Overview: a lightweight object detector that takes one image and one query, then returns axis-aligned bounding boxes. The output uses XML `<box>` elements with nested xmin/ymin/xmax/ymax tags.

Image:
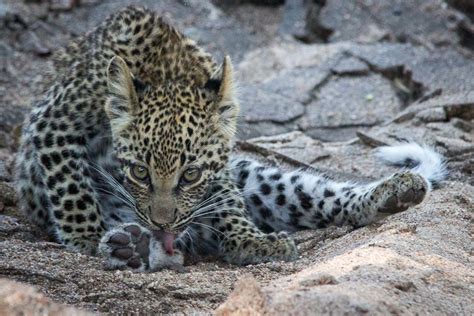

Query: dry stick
<box><xmin>235</xmin><ymin>140</ymin><xmax>316</xmax><ymax>171</ymax></box>
<box><xmin>234</xmin><ymin>140</ymin><xmax>371</xmax><ymax>182</ymax></box>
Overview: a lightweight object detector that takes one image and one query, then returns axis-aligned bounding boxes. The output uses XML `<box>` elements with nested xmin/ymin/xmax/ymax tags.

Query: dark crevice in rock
<box><xmin>246</xmin><ymin>113</ymin><xmax>305</xmax><ymax>126</ymax></box>
<box><xmin>389</xmin><ymin>68</ymin><xmax>425</xmax><ymax>108</ymax></box>
<box><xmin>347</xmin><ymin>55</ymin><xmax>425</xmax><ymax>108</ymax></box>
<box><xmin>457</xmin><ymin>20</ymin><xmax>474</xmax><ymax>51</ymax></box>
<box><xmin>306</xmin><ymin>72</ymin><xmax>335</xmax><ymax>104</ymax></box>
<box><xmin>308</xmin><ymin>51</ymin><xmax>423</xmax><ymax>109</ymax></box>
<box><xmin>306</xmin><ymin>123</ymin><xmax>378</xmax><ymax>129</ymax></box>
<box><xmin>330</xmin><ymin>52</ymin><xmax>370</xmax><ymax>76</ymax></box>
<box><xmin>446</xmin><ymin>0</ymin><xmax>474</xmax><ymax>21</ymax></box>
<box><xmin>295</xmin><ymin>0</ymin><xmax>333</xmax><ymax>43</ymax></box>
<box><xmin>412</xmin><ymin>88</ymin><xmax>442</xmax><ymax>105</ymax></box>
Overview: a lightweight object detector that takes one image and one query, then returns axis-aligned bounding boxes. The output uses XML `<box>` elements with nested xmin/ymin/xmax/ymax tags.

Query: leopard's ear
<box><xmin>207</xmin><ymin>56</ymin><xmax>240</xmax><ymax>139</ymax></box>
<box><xmin>105</xmin><ymin>56</ymin><xmax>138</xmax><ymax>134</ymax></box>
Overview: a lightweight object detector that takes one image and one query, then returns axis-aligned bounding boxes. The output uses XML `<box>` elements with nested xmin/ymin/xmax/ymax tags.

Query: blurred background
<box><xmin>1</xmin><ymin>0</ymin><xmax>473</xmax><ymax>140</ymax></box>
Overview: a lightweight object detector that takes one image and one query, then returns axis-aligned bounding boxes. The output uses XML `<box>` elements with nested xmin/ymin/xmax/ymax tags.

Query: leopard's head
<box><xmin>104</xmin><ymin>56</ymin><xmax>239</xmax><ymax>232</ymax></box>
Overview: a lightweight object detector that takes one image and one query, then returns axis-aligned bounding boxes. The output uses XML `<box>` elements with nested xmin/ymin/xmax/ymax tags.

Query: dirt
<box><xmin>0</xmin><ymin>0</ymin><xmax>473</xmax><ymax>315</ymax></box>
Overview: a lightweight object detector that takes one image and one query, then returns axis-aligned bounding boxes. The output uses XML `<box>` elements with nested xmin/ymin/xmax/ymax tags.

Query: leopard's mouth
<box><xmin>152</xmin><ymin>230</ymin><xmax>177</xmax><ymax>255</ymax></box>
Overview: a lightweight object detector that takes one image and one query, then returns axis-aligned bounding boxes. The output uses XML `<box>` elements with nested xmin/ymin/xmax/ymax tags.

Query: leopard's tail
<box><xmin>375</xmin><ymin>142</ymin><xmax>447</xmax><ymax>190</ymax></box>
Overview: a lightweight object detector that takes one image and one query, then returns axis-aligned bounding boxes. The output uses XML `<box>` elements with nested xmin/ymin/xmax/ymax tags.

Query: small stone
<box><xmin>332</xmin><ymin>56</ymin><xmax>369</xmax><ymax>75</ymax></box>
<box><xmin>0</xmin><ymin>181</ymin><xmax>16</xmax><ymax>206</ymax></box>
<box><xmin>415</xmin><ymin>107</ymin><xmax>447</xmax><ymax>122</ymax></box>
<box><xmin>299</xmin><ymin>273</ymin><xmax>338</xmax><ymax>287</ymax></box>
<box><xmin>49</xmin><ymin>0</ymin><xmax>79</xmax><ymax>11</ymax></box>
<box><xmin>393</xmin><ymin>281</ymin><xmax>416</xmax><ymax>292</ymax></box>
<box><xmin>19</xmin><ymin>31</ymin><xmax>51</xmax><ymax>57</ymax></box>
<box><xmin>0</xmin><ymin>160</ymin><xmax>11</xmax><ymax>182</ymax></box>
<box><xmin>0</xmin><ymin>132</ymin><xmax>9</xmax><ymax>148</ymax></box>
<box><xmin>451</xmin><ymin>118</ymin><xmax>473</xmax><ymax>132</ymax></box>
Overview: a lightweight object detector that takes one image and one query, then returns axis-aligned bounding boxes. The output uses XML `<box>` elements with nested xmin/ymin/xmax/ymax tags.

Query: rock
<box><xmin>434</xmin><ymin>135</ymin><xmax>474</xmax><ymax>156</ymax></box>
<box><xmin>237</xmin><ymin>85</ymin><xmax>304</xmax><ymax>139</ymax></box>
<box><xmin>259</xmin><ymin>66</ymin><xmax>329</xmax><ymax>103</ymax></box>
<box><xmin>17</xmin><ymin>30</ymin><xmax>51</xmax><ymax>56</ymax></box>
<box><xmin>0</xmin><ymin>107</ymin><xmax>26</xmax><ymax>134</ymax></box>
<box><xmin>0</xmin><ymin>215</ymin><xmax>21</xmax><ymax>234</ymax></box>
<box><xmin>356</xmin><ymin>131</ymin><xmax>388</xmax><ymax>148</ymax></box>
<box><xmin>0</xmin><ymin>278</ymin><xmax>92</xmax><ymax>315</ymax></box>
<box><xmin>46</xmin><ymin>0</ymin><xmax>271</xmax><ymax>63</ymax></box>
<box><xmin>349</xmin><ymin>44</ymin><xmax>474</xmax><ymax>95</ymax></box>
<box><xmin>301</xmin><ymin>126</ymin><xmax>373</xmax><ymax>143</ymax></box>
<box><xmin>218</xmin><ymin>183</ymin><xmax>474</xmax><ymax>315</ymax></box>
<box><xmin>238</xmin><ymin>40</ymin><xmax>473</xmax><ymax>140</ymax></box>
<box><xmin>239</xmin><ymin>85</ymin><xmax>305</xmax><ymax>123</ymax></box>
<box><xmin>415</xmin><ymin>107</ymin><xmax>447</xmax><ymax>122</ymax></box>
<box><xmin>248</xmin><ymin>131</ymin><xmax>330</xmax><ymax>165</ymax></box>
<box><xmin>241</xmin><ymin>132</ymin><xmax>375</xmax><ymax>182</ymax></box>
<box><xmin>0</xmin><ymin>214</ymin><xmax>45</xmax><ymax>242</ymax></box>
<box><xmin>49</xmin><ymin>0</ymin><xmax>80</xmax><ymax>12</ymax></box>
<box><xmin>298</xmin><ymin>273</ymin><xmax>338</xmax><ymax>287</ymax></box>
<box><xmin>299</xmin><ymin>74</ymin><xmax>402</xmax><ymax>140</ymax></box>
<box><xmin>278</xmin><ymin>0</ymin><xmax>307</xmax><ymax>38</ymax></box>
<box><xmin>0</xmin><ymin>132</ymin><xmax>8</xmax><ymax>149</ymax></box>
<box><xmin>303</xmin><ymin>0</ymin><xmax>467</xmax><ymax>48</ymax></box>
<box><xmin>451</xmin><ymin>118</ymin><xmax>474</xmax><ymax>133</ymax></box>
<box><xmin>392</xmin><ymin>91</ymin><xmax>474</xmax><ymax>123</ymax></box>
<box><xmin>237</xmin><ymin>41</ymin><xmax>348</xmax><ymax>83</ymax></box>
<box><xmin>0</xmin><ymin>181</ymin><xmax>16</xmax><ymax>206</ymax></box>
<box><xmin>236</xmin><ymin>121</ymin><xmax>293</xmax><ymax>140</ymax></box>
<box><xmin>215</xmin><ymin>276</ymin><xmax>266</xmax><ymax>316</ymax></box>
<box><xmin>448</xmin><ymin>0</ymin><xmax>474</xmax><ymax>11</ymax></box>
<box><xmin>0</xmin><ymin>160</ymin><xmax>11</xmax><ymax>182</ymax></box>
<box><xmin>305</xmin><ymin>0</ymin><xmax>387</xmax><ymax>43</ymax></box>
<box><xmin>331</xmin><ymin>56</ymin><xmax>369</xmax><ymax>75</ymax></box>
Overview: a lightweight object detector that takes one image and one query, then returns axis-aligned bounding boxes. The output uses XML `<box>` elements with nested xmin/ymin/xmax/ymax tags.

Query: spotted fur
<box><xmin>15</xmin><ymin>6</ymin><xmax>444</xmax><ymax>270</ymax></box>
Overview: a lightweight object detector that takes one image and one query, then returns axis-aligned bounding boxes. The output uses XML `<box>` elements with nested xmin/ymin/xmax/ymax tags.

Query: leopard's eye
<box><xmin>131</xmin><ymin>164</ymin><xmax>149</xmax><ymax>182</ymax></box>
<box><xmin>181</xmin><ymin>166</ymin><xmax>201</xmax><ymax>184</ymax></box>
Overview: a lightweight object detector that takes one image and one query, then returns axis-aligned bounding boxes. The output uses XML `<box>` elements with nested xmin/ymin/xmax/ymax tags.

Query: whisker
<box><xmin>87</xmin><ymin>161</ymin><xmax>135</xmax><ymax>203</ymax></box>
<box><xmin>191</xmin><ymin>221</ymin><xmax>225</xmax><ymax>237</ymax></box>
<box><xmin>96</xmin><ymin>188</ymin><xmax>136</xmax><ymax>210</ymax></box>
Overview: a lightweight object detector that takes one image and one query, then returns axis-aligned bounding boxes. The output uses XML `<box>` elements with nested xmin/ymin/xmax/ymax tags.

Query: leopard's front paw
<box><xmin>376</xmin><ymin>171</ymin><xmax>428</xmax><ymax>214</ymax></box>
<box><xmin>223</xmin><ymin>231</ymin><xmax>298</xmax><ymax>265</ymax></box>
<box><xmin>98</xmin><ymin>223</ymin><xmax>184</xmax><ymax>272</ymax></box>
<box><xmin>265</xmin><ymin>231</ymin><xmax>298</xmax><ymax>261</ymax></box>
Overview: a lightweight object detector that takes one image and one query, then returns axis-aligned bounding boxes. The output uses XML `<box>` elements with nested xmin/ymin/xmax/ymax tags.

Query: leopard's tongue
<box><xmin>153</xmin><ymin>231</ymin><xmax>176</xmax><ymax>256</ymax></box>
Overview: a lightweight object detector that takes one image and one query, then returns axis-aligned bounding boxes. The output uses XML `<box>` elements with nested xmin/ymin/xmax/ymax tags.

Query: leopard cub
<box><xmin>15</xmin><ymin>6</ymin><xmax>446</xmax><ymax>271</ymax></box>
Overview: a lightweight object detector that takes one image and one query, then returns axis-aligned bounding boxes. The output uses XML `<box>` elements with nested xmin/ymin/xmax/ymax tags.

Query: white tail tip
<box><xmin>375</xmin><ymin>142</ymin><xmax>447</xmax><ymax>189</ymax></box>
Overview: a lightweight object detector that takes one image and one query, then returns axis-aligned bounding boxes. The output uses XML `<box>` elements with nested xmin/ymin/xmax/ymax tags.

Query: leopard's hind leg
<box><xmin>230</xmin><ymin>143</ymin><xmax>445</xmax><ymax>232</ymax></box>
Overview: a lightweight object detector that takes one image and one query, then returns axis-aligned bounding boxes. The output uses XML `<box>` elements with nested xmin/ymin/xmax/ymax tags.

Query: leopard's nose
<box><xmin>149</xmin><ymin>207</ymin><xmax>177</xmax><ymax>227</ymax></box>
